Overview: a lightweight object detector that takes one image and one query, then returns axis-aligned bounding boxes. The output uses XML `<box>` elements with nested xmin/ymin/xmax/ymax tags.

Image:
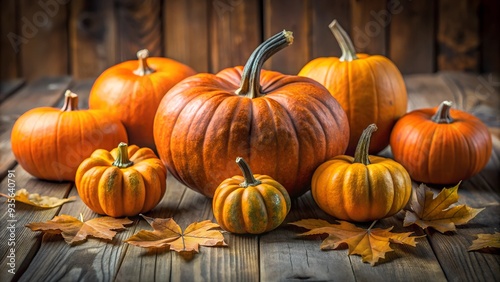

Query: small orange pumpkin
<box><xmin>212</xmin><ymin>157</ymin><xmax>291</xmax><ymax>234</ymax></box>
<box><xmin>390</xmin><ymin>101</ymin><xmax>492</xmax><ymax>184</ymax></box>
<box><xmin>11</xmin><ymin>90</ymin><xmax>128</xmax><ymax>181</ymax></box>
<box><xmin>75</xmin><ymin>142</ymin><xmax>167</xmax><ymax>217</ymax></box>
<box><xmin>312</xmin><ymin>124</ymin><xmax>412</xmax><ymax>222</ymax></box>
<box><xmin>299</xmin><ymin>20</ymin><xmax>407</xmax><ymax>155</ymax></box>
<box><xmin>89</xmin><ymin>49</ymin><xmax>196</xmax><ymax>149</ymax></box>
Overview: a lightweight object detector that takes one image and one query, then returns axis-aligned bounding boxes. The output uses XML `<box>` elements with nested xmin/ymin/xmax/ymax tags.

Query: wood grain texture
<box><xmin>263</xmin><ymin>0</ymin><xmax>310</xmax><ymax>74</ymax></box>
<box><xmin>210</xmin><ymin>0</ymin><xmax>261</xmax><ymax>72</ymax></box>
<box><xmin>115</xmin><ymin>0</ymin><xmax>162</xmax><ymax>62</ymax></box>
<box><xmin>437</xmin><ymin>0</ymin><xmax>480</xmax><ymax>71</ymax></box>
<box><xmin>0</xmin><ymin>0</ymin><xmax>20</xmax><ymax>80</ymax></box>
<box><xmin>350</xmin><ymin>0</ymin><xmax>387</xmax><ymax>55</ymax></box>
<box><xmin>389</xmin><ymin>0</ymin><xmax>435</xmax><ymax>74</ymax></box>
<box><xmin>18</xmin><ymin>0</ymin><xmax>69</xmax><ymax>81</ymax></box>
<box><xmin>164</xmin><ymin>0</ymin><xmax>209</xmax><ymax>72</ymax></box>
<box><xmin>0</xmin><ymin>79</ymin><xmax>25</xmax><ymax>103</ymax></box>
<box><xmin>69</xmin><ymin>0</ymin><xmax>116</xmax><ymax>79</ymax></box>
<box><xmin>479</xmin><ymin>0</ymin><xmax>500</xmax><ymax>73</ymax></box>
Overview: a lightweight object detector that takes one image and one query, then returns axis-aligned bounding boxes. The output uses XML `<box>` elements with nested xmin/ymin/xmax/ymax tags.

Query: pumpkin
<box><xmin>390</xmin><ymin>101</ymin><xmax>492</xmax><ymax>184</ymax></box>
<box><xmin>212</xmin><ymin>157</ymin><xmax>291</xmax><ymax>234</ymax></box>
<box><xmin>298</xmin><ymin>20</ymin><xmax>407</xmax><ymax>155</ymax></box>
<box><xmin>154</xmin><ymin>30</ymin><xmax>349</xmax><ymax>198</ymax></box>
<box><xmin>312</xmin><ymin>124</ymin><xmax>412</xmax><ymax>222</ymax></box>
<box><xmin>11</xmin><ymin>90</ymin><xmax>128</xmax><ymax>181</ymax></box>
<box><xmin>75</xmin><ymin>142</ymin><xmax>167</xmax><ymax>217</ymax></box>
<box><xmin>89</xmin><ymin>49</ymin><xmax>196</xmax><ymax>150</ymax></box>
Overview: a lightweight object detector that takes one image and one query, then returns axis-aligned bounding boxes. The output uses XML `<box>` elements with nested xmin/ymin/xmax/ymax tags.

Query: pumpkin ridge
<box><xmin>261</xmin><ymin>98</ymin><xmax>281</xmax><ymax>179</ymax></box>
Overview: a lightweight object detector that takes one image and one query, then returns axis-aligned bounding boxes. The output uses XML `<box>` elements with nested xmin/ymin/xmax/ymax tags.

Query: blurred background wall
<box><xmin>1</xmin><ymin>0</ymin><xmax>498</xmax><ymax>81</ymax></box>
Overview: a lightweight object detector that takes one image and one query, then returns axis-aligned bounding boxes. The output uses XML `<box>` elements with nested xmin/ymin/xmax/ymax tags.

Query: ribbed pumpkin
<box><xmin>390</xmin><ymin>101</ymin><xmax>492</xmax><ymax>184</ymax></box>
<box><xmin>11</xmin><ymin>90</ymin><xmax>128</xmax><ymax>181</ymax></box>
<box><xmin>75</xmin><ymin>142</ymin><xmax>167</xmax><ymax>217</ymax></box>
<box><xmin>213</xmin><ymin>157</ymin><xmax>291</xmax><ymax>234</ymax></box>
<box><xmin>89</xmin><ymin>49</ymin><xmax>196</xmax><ymax>149</ymax></box>
<box><xmin>154</xmin><ymin>30</ymin><xmax>349</xmax><ymax>198</ymax></box>
<box><xmin>312</xmin><ymin>124</ymin><xmax>412</xmax><ymax>222</ymax></box>
<box><xmin>298</xmin><ymin>20</ymin><xmax>407</xmax><ymax>155</ymax></box>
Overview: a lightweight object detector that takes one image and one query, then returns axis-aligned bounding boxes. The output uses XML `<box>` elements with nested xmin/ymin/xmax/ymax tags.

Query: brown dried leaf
<box><xmin>26</xmin><ymin>214</ymin><xmax>132</xmax><ymax>245</ymax></box>
<box><xmin>403</xmin><ymin>183</ymin><xmax>484</xmax><ymax>233</ymax></box>
<box><xmin>469</xmin><ymin>232</ymin><xmax>500</xmax><ymax>251</ymax></box>
<box><xmin>290</xmin><ymin>219</ymin><xmax>422</xmax><ymax>266</ymax></box>
<box><xmin>125</xmin><ymin>215</ymin><xmax>227</xmax><ymax>255</ymax></box>
<box><xmin>0</xmin><ymin>189</ymin><xmax>75</xmax><ymax>208</ymax></box>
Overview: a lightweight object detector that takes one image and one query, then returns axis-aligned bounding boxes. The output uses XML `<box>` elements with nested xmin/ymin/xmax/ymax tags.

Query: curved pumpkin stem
<box><xmin>112</xmin><ymin>142</ymin><xmax>134</xmax><ymax>168</ymax></box>
<box><xmin>329</xmin><ymin>20</ymin><xmax>358</xmax><ymax>62</ymax></box>
<box><xmin>133</xmin><ymin>49</ymin><xmax>156</xmax><ymax>76</ymax></box>
<box><xmin>353</xmin><ymin>124</ymin><xmax>377</xmax><ymax>165</ymax></box>
<box><xmin>236</xmin><ymin>157</ymin><xmax>261</xmax><ymax>187</ymax></box>
<box><xmin>431</xmin><ymin>101</ymin><xmax>454</xmax><ymax>124</ymax></box>
<box><xmin>61</xmin><ymin>90</ymin><xmax>79</xmax><ymax>112</ymax></box>
<box><xmin>236</xmin><ymin>30</ymin><xmax>293</xmax><ymax>99</ymax></box>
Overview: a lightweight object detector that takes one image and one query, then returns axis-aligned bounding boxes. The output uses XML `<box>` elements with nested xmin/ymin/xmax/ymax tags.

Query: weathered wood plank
<box><xmin>437</xmin><ymin>0</ymin><xmax>480</xmax><ymax>72</ymax></box>
<box><xmin>69</xmin><ymin>0</ymin><xmax>116</xmax><ymax>79</ymax></box>
<box><xmin>18</xmin><ymin>0</ymin><xmax>69</xmax><ymax>80</ymax></box>
<box><xmin>0</xmin><ymin>79</ymin><xmax>24</xmax><ymax>104</ymax></box>
<box><xmin>389</xmin><ymin>0</ymin><xmax>435</xmax><ymax>74</ymax></box>
<box><xmin>164</xmin><ymin>0</ymin><xmax>209</xmax><ymax>73</ymax></box>
<box><xmin>0</xmin><ymin>77</ymin><xmax>72</xmax><ymax>179</ymax></box>
<box><xmin>0</xmin><ymin>0</ymin><xmax>19</xmax><ymax>80</ymax></box>
<box><xmin>263</xmin><ymin>0</ymin><xmax>310</xmax><ymax>75</ymax></box>
<box><xmin>350</xmin><ymin>0</ymin><xmax>387</xmax><ymax>56</ymax></box>
<box><xmin>210</xmin><ymin>0</ymin><xmax>261</xmax><ymax>72</ymax></box>
<box><xmin>480</xmin><ymin>0</ymin><xmax>500</xmax><ymax>73</ymax></box>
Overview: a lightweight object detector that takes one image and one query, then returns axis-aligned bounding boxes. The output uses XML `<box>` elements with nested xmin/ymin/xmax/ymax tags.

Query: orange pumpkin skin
<box><xmin>89</xmin><ymin>49</ymin><xmax>196</xmax><ymax>150</ymax></box>
<box><xmin>11</xmin><ymin>91</ymin><xmax>128</xmax><ymax>181</ymax></box>
<box><xmin>298</xmin><ymin>21</ymin><xmax>407</xmax><ymax>155</ymax></box>
<box><xmin>75</xmin><ymin>143</ymin><xmax>167</xmax><ymax>217</ymax></box>
<box><xmin>390</xmin><ymin>101</ymin><xmax>492</xmax><ymax>184</ymax></box>
<box><xmin>312</xmin><ymin>124</ymin><xmax>412</xmax><ymax>222</ymax></box>
<box><xmin>154</xmin><ymin>31</ymin><xmax>349</xmax><ymax>198</ymax></box>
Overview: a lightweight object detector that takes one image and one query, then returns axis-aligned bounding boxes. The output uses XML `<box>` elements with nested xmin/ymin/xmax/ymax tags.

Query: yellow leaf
<box><xmin>0</xmin><ymin>189</ymin><xmax>75</xmax><ymax>208</ymax></box>
<box><xmin>290</xmin><ymin>219</ymin><xmax>422</xmax><ymax>266</ymax></box>
<box><xmin>403</xmin><ymin>183</ymin><xmax>484</xmax><ymax>233</ymax></box>
<box><xmin>469</xmin><ymin>232</ymin><xmax>500</xmax><ymax>251</ymax></box>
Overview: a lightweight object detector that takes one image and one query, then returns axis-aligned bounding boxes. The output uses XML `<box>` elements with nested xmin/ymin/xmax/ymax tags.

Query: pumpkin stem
<box><xmin>133</xmin><ymin>49</ymin><xmax>156</xmax><ymax>76</ymax></box>
<box><xmin>112</xmin><ymin>142</ymin><xmax>134</xmax><ymax>168</ymax></box>
<box><xmin>329</xmin><ymin>20</ymin><xmax>358</xmax><ymax>62</ymax></box>
<box><xmin>431</xmin><ymin>101</ymin><xmax>454</xmax><ymax>124</ymax></box>
<box><xmin>236</xmin><ymin>30</ymin><xmax>293</xmax><ymax>99</ymax></box>
<box><xmin>353</xmin><ymin>124</ymin><xmax>377</xmax><ymax>165</ymax></box>
<box><xmin>61</xmin><ymin>90</ymin><xmax>79</xmax><ymax>111</ymax></box>
<box><xmin>236</xmin><ymin>157</ymin><xmax>261</xmax><ymax>187</ymax></box>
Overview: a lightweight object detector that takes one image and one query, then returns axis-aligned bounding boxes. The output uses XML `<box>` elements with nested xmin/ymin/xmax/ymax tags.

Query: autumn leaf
<box><xmin>0</xmin><ymin>189</ymin><xmax>76</xmax><ymax>208</ymax></box>
<box><xmin>469</xmin><ymin>232</ymin><xmax>500</xmax><ymax>251</ymax></box>
<box><xmin>125</xmin><ymin>215</ymin><xmax>227</xmax><ymax>255</ymax></box>
<box><xmin>403</xmin><ymin>183</ymin><xmax>484</xmax><ymax>233</ymax></box>
<box><xmin>26</xmin><ymin>214</ymin><xmax>132</xmax><ymax>245</ymax></box>
<box><xmin>290</xmin><ymin>219</ymin><xmax>422</xmax><ymax>266</ymax></box>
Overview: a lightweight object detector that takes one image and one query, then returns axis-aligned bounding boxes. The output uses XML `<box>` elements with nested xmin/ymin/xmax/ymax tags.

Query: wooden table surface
<box><xmin>1</xmin><ymin>72</ymin><xmax>499</xmax><ymax>282</ymax></box>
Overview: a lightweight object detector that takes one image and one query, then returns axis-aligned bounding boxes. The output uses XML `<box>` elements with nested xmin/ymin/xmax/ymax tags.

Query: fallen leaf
<box><xmin>403</xmin><ymin>183</ymin><xmax>484</xmax><ymax>233</ymax></box>
<box><xmin>0</xmin><ymin>189</ymin><xmax>75</xmax><ymax>208</ymax></box>
<box><xmin>26</xmin><ymin>214</ymin><xmax>132</xmax><ymax>245</ymax></box>
<box><xmin>125</xmin><ymin>215</ymin><xmax>227</xmax><ymax>255</ymax></box>
<box><xmin>290</xmin><ymin>219</ymin><xmax>421</xmax><ymax>266</ymax></box>
<box><xmin>469</xmin><ymin>232</ymin><xmax>500</xmax><ymax>251</ymax></box>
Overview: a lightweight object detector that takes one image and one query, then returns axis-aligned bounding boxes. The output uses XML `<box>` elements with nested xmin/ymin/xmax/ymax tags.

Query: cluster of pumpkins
<box><xmin>10</xmin><ymin>21</ymin><xmax>492</xmax><ymax>234</ymax></box>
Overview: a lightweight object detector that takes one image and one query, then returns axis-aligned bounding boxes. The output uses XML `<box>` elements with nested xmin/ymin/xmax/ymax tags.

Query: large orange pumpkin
<box><xmin>11</xmin><ymin>90</ymin><xmax>128</xmax><ymax>181</ymax></box>
<box><xmin>89</xmin><ymin>49</ymin><xmax>196</xmax><ymax>150</ymax></box>
<box><xmin>154</xmin><ymin>31</ymin><xmax>349</xmax><ymax>198</ymax></box>
<box><xmin>390</xmin><ymin>101</ymin><xmax>492</xmax><ymax>184</ymax></box>
<box><xmin>298</xmin><ymin>20</ymin><xmax>407</xmax><ymax>155</ymax></box>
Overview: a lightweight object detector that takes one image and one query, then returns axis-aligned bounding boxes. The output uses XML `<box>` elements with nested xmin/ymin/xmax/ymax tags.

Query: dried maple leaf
<box><xmin>403</xmin><ymin>183</ymin><xmax>484</xmax><ymax>233</ymax></box>
<box><xmin>290</xmin><ymin>219</ymin><xmax>421</xmax><ymax>266</ymax></box>
<box><xmin>0</xmin><ymin>189</ymin><xmax>76</xmax><ymax>208</ymax></box>
<box><xmin>469</xmin><ymin>232</ymin><xmax>500</xmax><ymax>251</ymax></box>
<box><xmin>26</xmin><ymin>214</ymin><xmax>132</xmax><ymax>245</ymax></box>
<box><xmin>125</xmin><ymin>215</ymin><xmax>227</xmax><ymax>255</ymax></box>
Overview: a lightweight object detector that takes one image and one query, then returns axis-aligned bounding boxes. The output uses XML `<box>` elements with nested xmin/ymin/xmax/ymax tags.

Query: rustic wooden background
<box><xmin>1</xmin><ymin>0</ymin><xmax>499</xmax><ymax>82</ymax></box>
